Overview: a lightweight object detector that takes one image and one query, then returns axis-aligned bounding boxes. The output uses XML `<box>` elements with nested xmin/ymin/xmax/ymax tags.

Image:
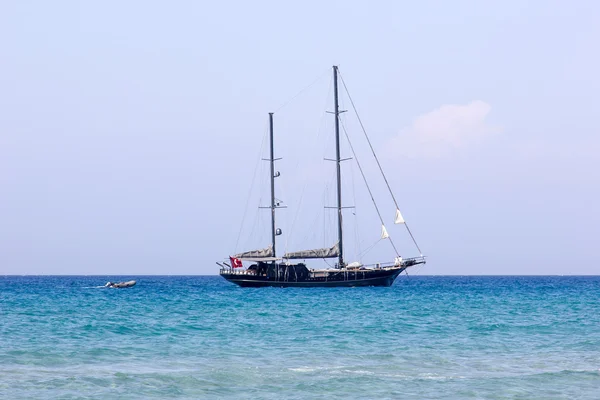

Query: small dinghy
<box><xmin>105</xmin><ymin>280</ymin><xmax>136</xmax><ymax>288</ymax></box>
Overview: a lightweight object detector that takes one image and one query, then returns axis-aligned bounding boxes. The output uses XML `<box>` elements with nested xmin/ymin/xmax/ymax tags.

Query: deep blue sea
<box><xmin>1</xmin><ymin>276</ymin><xmax>599</xmax><ymax>399</ymax></box>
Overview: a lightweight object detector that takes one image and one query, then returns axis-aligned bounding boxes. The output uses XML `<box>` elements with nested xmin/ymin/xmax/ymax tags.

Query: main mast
<box><xmin>269</xmin><ymin>112</ymin><xmax>276</xmax><ymax>257</ymax></box>
<box><xmin>333</xmin><ymin>65</ymin><xmax>344</xmax><ymax>267</ymax></box>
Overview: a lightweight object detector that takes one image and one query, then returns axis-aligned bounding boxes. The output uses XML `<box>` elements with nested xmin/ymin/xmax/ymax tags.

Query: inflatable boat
<box><xmin>105</xmin><ymin>280</ymin><xmax>136</xmax><ymax>288</ymax></box>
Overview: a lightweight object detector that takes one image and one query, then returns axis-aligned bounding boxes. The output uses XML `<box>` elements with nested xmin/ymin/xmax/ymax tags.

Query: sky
<box><xmin>1</xmin><ymin>0</ymin><xmax>599</xmax><ymax>275</ymax></box>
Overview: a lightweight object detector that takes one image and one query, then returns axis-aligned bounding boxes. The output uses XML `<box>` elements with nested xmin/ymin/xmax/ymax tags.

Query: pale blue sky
<box><xmin>1</xmin><ymin>1</ymin><xmax>598</xmax><ymax>275</ymax></box>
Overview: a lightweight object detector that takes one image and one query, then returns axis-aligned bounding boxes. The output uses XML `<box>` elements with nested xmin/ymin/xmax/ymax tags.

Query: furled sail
<box><xmin>283</xmin><ymin>243</ymin><xmax>339</xmax><ymax>259</ymax></box>
<box><xmin>233</xmin><ymin>245</ymin><xmax>274</xmax><ymax>259</ymax></box>
<box><xmin>394</xmin><ymin>209</ymin><xmax>405</xmax><ymax>224</ymax></box>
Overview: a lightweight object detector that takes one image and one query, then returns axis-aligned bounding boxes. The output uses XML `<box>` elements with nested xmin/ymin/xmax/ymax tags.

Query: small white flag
<box><xmin>381</xmin><ymin>225</ymin><xmax>389</xmax><ymax>239</ymax></box>
<box><xmin>394</xmin><ymin>209</ymin><xmax>405</xmax><ymax>224</ymax></box>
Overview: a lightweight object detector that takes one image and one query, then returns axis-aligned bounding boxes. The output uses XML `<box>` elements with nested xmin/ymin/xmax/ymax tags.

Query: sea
<box><xmin>1</xmin><ymin>275</ymin><xmax>599</xmax><ymax>399</ymax></box>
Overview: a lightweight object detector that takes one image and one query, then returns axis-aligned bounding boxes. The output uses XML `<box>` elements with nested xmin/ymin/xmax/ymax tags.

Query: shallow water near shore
<box><xmin>1</xmin><ymin>275</ymin><xmax>599</xmax><ymax>399</ymax></box>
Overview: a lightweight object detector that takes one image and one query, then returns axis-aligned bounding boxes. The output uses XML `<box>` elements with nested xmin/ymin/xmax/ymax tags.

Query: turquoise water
<box><xmin>1</xmin><ymin>276</ymin><xmax>599</xmax><ymax>399</ymax></box>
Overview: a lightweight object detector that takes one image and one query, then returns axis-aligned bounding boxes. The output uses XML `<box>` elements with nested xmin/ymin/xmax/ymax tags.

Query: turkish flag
<box><xmin>229</xmin><ymin>256</ymin><xmax>243</xmax><ymax>268</ymax></box>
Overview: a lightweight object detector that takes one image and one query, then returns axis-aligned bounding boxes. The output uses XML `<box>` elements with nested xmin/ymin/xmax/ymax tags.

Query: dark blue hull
<box><xmin>220</xmin><ymin>267</ymin><xmax>405</xmax><ymax>288</ymax></box>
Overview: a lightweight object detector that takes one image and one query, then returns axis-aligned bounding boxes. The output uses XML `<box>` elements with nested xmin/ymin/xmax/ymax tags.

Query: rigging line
<box><xmin>339</xmin><ymin>118</ymin><xmax>401</xmax><ymax>258</ymax></box>
<box><xmin>248</xmin><ymin>160</ymin><xmax>270</xmax><ymax>249</ymax></box>
<box><xmin>246</xmin><ymin>196</ymin><xmax>263</xmax><ymax>250</ymax></box>
<box><xmin>402</xmin><ymin>221</ymin><xmax>422</xmax><ymax>256</ymax></box>
<box><xmin>324</xmin><ymin>167</ymin><xmax>337</xmax><ymax>245</ymax></box>
<box><xmin>274</xmin><ymin>68</ymin><xmax>330</xmax><ymax>113</ymax></box>
<box><xmin>350</xmin><ymin>156</ymin><xmax>362</xmax><ymax>262</ymax></box>
<box><xmin>357</xmin><ymin>238</ymin><xmax>383</xmax><ymax>259</ymax></box>
<box><xmin>317</xmin><ymin>179</ymin><xmax>334</xmax><ymax>246</ymax></box>
<box><xmin>412</xmin><ymin>263</ymin><xmax>425</xmax><ymax>275</ymax></box>
<box><xmin>284</xmin><ymin>76</ymin><xmax>333</xmax><ymax>254</ymax></box>
<box><xmin>323</xmin><ymin>185</ymin><xmax>327</xmax><ymax>248</ymax></box>
<box><xmin>234</xmin><ymin>125</ymin><xmax>269</xmax><ymax>252</ymax></box>
<box><xmin>338</xmin><ymin>71</ymin><xmax>423</xmax><ymax>256</ymax></box>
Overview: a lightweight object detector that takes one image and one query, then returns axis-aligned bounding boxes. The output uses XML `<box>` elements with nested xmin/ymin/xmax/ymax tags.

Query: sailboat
<box><xmin>218</xmin><ymin>66</ymin><xmax>426</xmax><ymax>287</ymax></box>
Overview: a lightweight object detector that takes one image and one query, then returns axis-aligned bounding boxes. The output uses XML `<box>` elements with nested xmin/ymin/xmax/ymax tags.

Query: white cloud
<box><xmin>389</xmin><ymin>100</ymin><xmax>498</xmax><ymax>158</ymax></box>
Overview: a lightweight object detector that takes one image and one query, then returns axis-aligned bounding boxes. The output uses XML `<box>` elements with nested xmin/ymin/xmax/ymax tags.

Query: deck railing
<box><xmin>217</xmin><ymin>256</ymin><xmax>425</xmax><ymax>275</ymax></box>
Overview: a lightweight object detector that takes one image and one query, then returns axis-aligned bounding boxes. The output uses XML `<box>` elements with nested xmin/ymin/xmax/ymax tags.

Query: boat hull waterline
<box><xmin>221</xmin><ymin>267</ymin><xmax>405</xmax><ymax>288</ymax></box>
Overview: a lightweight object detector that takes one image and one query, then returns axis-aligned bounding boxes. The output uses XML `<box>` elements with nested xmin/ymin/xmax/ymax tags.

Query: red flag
<box><xmin>229</xmin><ymin>256</ymin><xmax>243</xmax><ymax>268</ymax></box>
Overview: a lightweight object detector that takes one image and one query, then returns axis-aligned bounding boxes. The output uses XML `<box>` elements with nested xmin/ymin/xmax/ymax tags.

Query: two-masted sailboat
<box><xmin>218</xmin><ymin>66</ymin><xmax>425</xmax><ymax>287</ymax></box>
